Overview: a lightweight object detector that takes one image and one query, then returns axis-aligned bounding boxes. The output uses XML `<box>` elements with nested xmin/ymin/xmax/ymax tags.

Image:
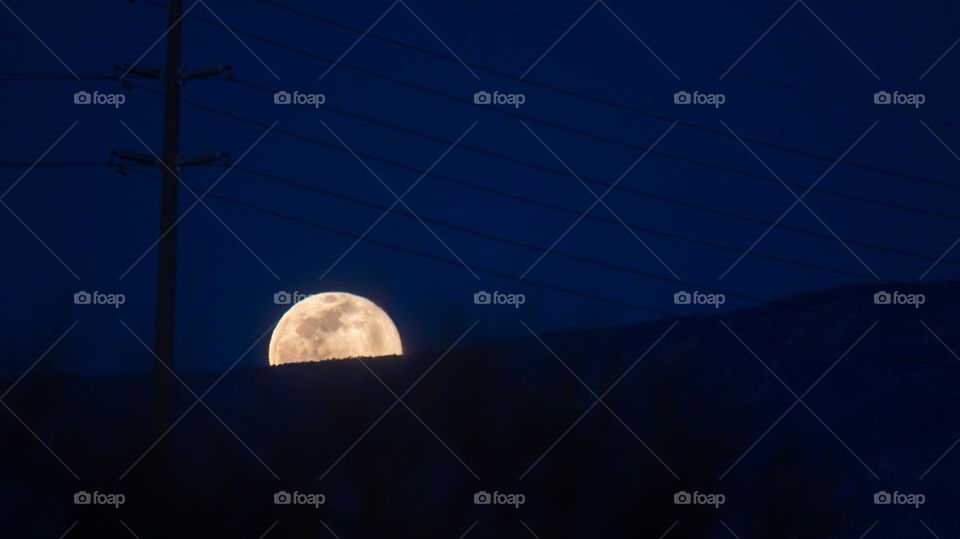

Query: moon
<box><xmin>268</xmin><ymin>292</ymin><xmax>402</xmax><ymax>365</ymax></box>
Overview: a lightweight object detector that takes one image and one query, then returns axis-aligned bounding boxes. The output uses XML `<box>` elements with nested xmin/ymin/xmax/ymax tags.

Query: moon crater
<box><xmin>268</xmin><ymin>292</ymin><xmax>402</xmax><ymax>365</ymax></box>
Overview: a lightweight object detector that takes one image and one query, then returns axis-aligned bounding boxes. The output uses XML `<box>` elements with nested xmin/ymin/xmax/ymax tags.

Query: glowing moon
<box><xmin>268</xmin><ymin>292</ymin><xmax>402</xmax><ymax>365</ymax></box>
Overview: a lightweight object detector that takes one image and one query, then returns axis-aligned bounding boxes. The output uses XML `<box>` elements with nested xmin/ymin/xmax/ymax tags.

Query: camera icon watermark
<box><xmin>473</xmin><ymin>290</ymin><xmax>525</xmax><ymax>308</ymax></box>
<box><xmin>673</xmin><ymin>290</ymin><xmax>725</xmax><ymax>309</ymax></box>
<box><xmin>673</xmin><ymin>490</ymin><xmax>725</xmax><ymax>508</ymax></box>
<box><xmin>273</xmin><ymin>490</ymin><xmax>325</xmax><ymax>508</ymax></box>
<box><xmin>74</xmin><ymin>490</ymin><xmax>126</xmax><ymax>508</ymax></box>
<box><xmin>873</xmin><ymin>90</ymin><xmax>925</xmax><ymax>108</ymax></box>
<box><xmin>73</xmin><ymin>90</ymin><xmax>126</xmax><ymax>108</ymax></box>
<box><xmin>473</xmin><ymin>90</ymin><xmax>526</xmax><ymax>108</ymax></box>
<box><xmin>673</xmin><ymin>90</ymin><xmax>725</xmax><ymax>108</ymax></box>
<box><xmin>274</xmin><ymin>290</ymin><xmax>308</xmax><ymax>305</ymax></box>
<box><xmin>873</xmin><ymin>490</ymin><xmax>925</xmax><ymax>508</ymax></box>
<box><xmin>873</xmin><ymin>290</ymin><xmax>924</xmax><ymax>309</ymax></box>
<box><xmin>74</xmin><ymin>290</ymin><xmax>125</xmax><ymax>309</ymax></box>
<box><xmin>273</xmin><ymin>90</ymin><xmax>326</xmax><ymax>108</ymax></box>
<box><xmin>473</xmin><ymin>490</ymin><xmax>525</xmax><ymax>508</ymax></box>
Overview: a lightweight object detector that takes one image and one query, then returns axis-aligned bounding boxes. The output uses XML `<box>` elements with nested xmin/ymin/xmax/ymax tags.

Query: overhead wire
<box><xmin>124</xmin><ymin>79</ymin><xmax>960</xmax><ymax>274</ymax></box>
<box><xmin>256</xmin><ymin>0</ymin><xmax>960</xmax><ymax>193</ymax></box>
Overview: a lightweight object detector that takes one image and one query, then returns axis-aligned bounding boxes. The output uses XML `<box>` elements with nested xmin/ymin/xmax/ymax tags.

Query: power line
<box><xmin>2</xmin><ymin>2</ymin><xmax>941</xmax><ymax>374</ymax></box>
<box><xmin>233</xmin><ymin>76</ymin><xmax>960</xmax><ymax>225</ymax></box>
<box><xmin>7</xmin><ymin>150</ymin><xmax>950</xmax><ymax>280</ymax></box>
<box><xmin>135</xmin><ymin>0</ymin><xmax>960</xmax><ymax>230</ymax></box>
<box><xmin>0</xmin><ymin>138</ymin><xmax>929</xmax><ymax>283</ymax></box>
<box><xmin>113</xmin><ymin>166</ymin><xmax>804</xmax><ymax>313</ymax></box>
<box><xmin>0</xmin><ymin>161</ymin><xmax>136</xmax><ymax>168</ymax></box>
<box><xmin>123</xmin><ymin>166</ymin><xmax>960</xmax><ymax>349</ymax></box>
<box><xmin>255</xmin><ymin>0</ymin><xmax>960</xmax><ymax>193</ymax></box>
<box><xmin>4</xmin><ymin>3</ymin><xmax>945</xmax><ymax>389</ymax></box>
<box><xmin>231</xmin><ymin>163</ymin><xmax>870</xmax><ymax>279</ymax></box>
<box><xmin>122</xmin><ymin>167</ymin><xmax>666</xmax><ymax>315</ymax></box>
<box><xmin>10</xmin><ymin>67</ymin><xmax>956</xmax><ymax>226</ymax></box>
<box><xmin>123</xmin><ymin>79</ymin><xmax>960</xmax><ymax>273</ymax></box>
<box><xmin>0</xmin><ymin>73</ymin><xmax>116</xmax><ymax>82</ymax></box>
<box><xmin>2</xmin><ymin>5</ymin><xmax>941</xmax><ymax>328</ymax></box>
<box><xmin>0</xmin><ymin>151</ymin><xmax>941</xmax><ymax>323</ymax></box>
<box><xmin>460</xmin><ymin>0</ymin><xmax>959</xmax><ymax>127</ymax></box>
<box><xmin>225</xmin><ymin>164</ymin><xmax>953</xmax><ymax>331</ymax></box>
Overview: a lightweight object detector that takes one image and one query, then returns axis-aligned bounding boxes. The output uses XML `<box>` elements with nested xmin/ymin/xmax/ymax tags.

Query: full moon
<box><xmin>268</xmin><ymin>292</ymin><xmax>403</xmax><ymax>365</ymax></box>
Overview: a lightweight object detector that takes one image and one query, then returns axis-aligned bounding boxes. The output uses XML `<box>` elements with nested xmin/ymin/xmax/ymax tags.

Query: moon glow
<box><xmin>268</xmin><ymin>292</ymin><xmax>403</xmax><ymax>365</ymax></box>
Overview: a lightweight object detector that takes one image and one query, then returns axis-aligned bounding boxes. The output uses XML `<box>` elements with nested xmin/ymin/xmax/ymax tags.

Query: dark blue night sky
<box><xmin>4</xmin><ymin>1</ymin><xmax>960</xmax><ymax>537</ymax></box>
<box><xmin>4</xmin><ymin>0</ymin><xmax>959</xmax><ymax>374</ymax></box>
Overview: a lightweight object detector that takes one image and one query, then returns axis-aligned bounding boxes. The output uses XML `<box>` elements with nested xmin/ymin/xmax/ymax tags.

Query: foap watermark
<box><xmin>673</xmin><ymin>490</ymin><xmax>725</xmax><ymax>508</ymax></box>
<box><xmin>873</xmin><ymin>290</ymin><xmax>925</xmax><ymax>309</ymax></box>
<box><xmin>474</xmin><ymin>290</ymin><xmax>525</xmax><ymax>308</ymax></box>
<box><xmin>274</xmin><ymin>290</ymin><xmax>308</xmax><ymax>305</ymax></box>
<box><xmin>473</xmin><ymin>90</ymin><xmax>526</xmax><ymax>108</ymax></box>
<box><xmin>673</xmin><ymin>90</ymin><xmax>725</xmax><ymax>108</ymax></box>
<box><xmin>74</xmin><ymin>490</ymin><xmax>125</xmax><ymax>508</ymax></box>
<box><xmin>473</xmin><ymin>490</ymin><xmax>525</xmax><ymax>508</ymax></box>
<box><xmin>873</xmin><ymin>490</ymin><xmax>925</xmax><ymax>508</ymax></box>
<box><xmin>673</xmin><ymin>290</ymin><xmax>725</xmax><ymax>309</ymax></box>
<box><xmin>74</xmin><ymin>90</ymin><xmax>126</xmax><ymax>108</ymax></box>
<box><xmin>874</xmin><ymin>91</ymin><xmax>925</xmax><ymax>108</ymax></box>
<box><xmin>274</xmin><ymin>490</ymin><xmax>326</xmax><ymax>508</ymax></box>
<box><xmin>74</xmin><ymin>290</ymin><xmax>125</xmax><ymax>309</ymax></box>
<box><xmin>273</xmin><ymin>90</ymin><xmax>326</xmax><ymax>108</ymax></box>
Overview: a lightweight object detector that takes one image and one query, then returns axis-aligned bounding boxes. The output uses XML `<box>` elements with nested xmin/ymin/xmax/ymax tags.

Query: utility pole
<box><xmin>154</xmin><ymin>0</ymin><xmax>183</xmax><ymax>437</ymax></box>
<box><xmin>113</xmin><ymin>2</ymin><xmax>229</xmax><ymax>438</ymax></box>
<box><xmin>109</xmin><ymin>4</ymin><xmax>229</xmax><ymax>529</ymax></box>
